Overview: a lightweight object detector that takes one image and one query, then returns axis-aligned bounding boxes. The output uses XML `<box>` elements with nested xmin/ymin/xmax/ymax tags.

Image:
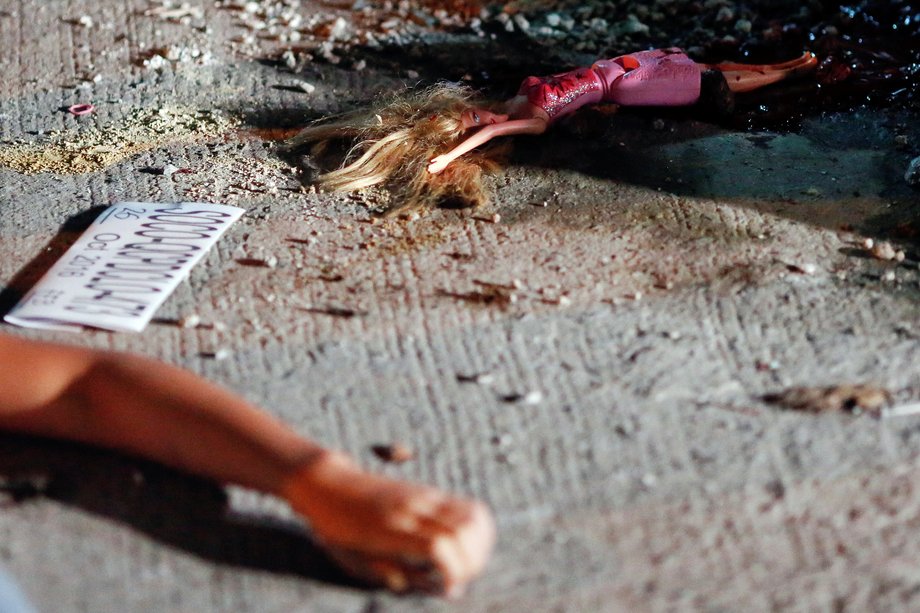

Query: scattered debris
<box><xmin>472</xmin><ymin>212</ymin><xmax>501</xmax><ymax>223</ymax></box>
<box><xmin>785</xmin><ymin>261</ymin><xmax>817</xmax><ymax>274</ymax></box>
<box><xmin>140</xmin><ymin>44</ymin><xmax>215</xmax><ymax>70</ymax></box>
<box><xmin>67</xmin><ymin>104</ymin><xmax>95</xmax><ymax>116</ymax></box>
<box><xmin>881</xmin><ymin>402</ymin><xmax>920</xmax><ymax>419</ymax></box>
<box><xmin>371</xmin><ymin>443</ymin><xmax>414</xmax><ymax>463</ymax></box>
<box><xmin>502</xmin><ymin>390</ymin><xmax>543</xmax><ymax>405</ymax></box>
<box><xmin>550</xmin><ymin>295</ymin><xmax>572</xmax><ymax>306</ymax></box>
<box><xmin>280</xmin><ymin>49</ymin><xmax>298</xmax><ymax>69</ymax></box>
<box><xmin>764</xmin><ymin>384</ymin><xmax>892</xmax><ymax>415</ymax></box>
<box><xmin>293</xmin><ymin>80</ymin><xmax>316</xmax><ymax>94</ymax></box>
<box><xmin>179</xmin><ymin>313</ymin><xmax>201</xmax><ymax>328</ymax></box>
<box><xmin>438</xmin><ymin>282</ymin><xmax>518</xmax><ymax>308</ymax></box>
<box><xmin>473</xmin><ymin>279</ymin><xmax>522</xmax><ymax>291</ymax></box>
<box><xmin>144</xmin><ymin>2</ymin><xmax>204</xmax><ymax>21</ymax></box>
<box><xmin>865</xmin><ymin>239</ymin><xmax>906</xmax><ymax>262</ymax></box>
<box><xmin>457</xmin><ymin>372</ymin><xmax>495</xmax><ymax>385</ymax></box>
<box><xmin>298</xmin><ymin>305</ymin><xmax>367</xmax><ymax>318</ymax></box>
<box><xmin>201</xmin><ymin>348</ymin><xmax>232</xmax><ymax>361</ymax></box>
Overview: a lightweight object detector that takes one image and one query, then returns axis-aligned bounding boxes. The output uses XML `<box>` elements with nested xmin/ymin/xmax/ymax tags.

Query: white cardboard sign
<box><xmin>5</xmin><ymin>202</ymin><xmax>244</xmax><ymax>333</ymax></box>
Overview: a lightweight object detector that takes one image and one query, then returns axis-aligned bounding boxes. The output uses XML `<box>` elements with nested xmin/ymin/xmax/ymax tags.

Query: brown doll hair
<box><xmin>289</xmin><ymin>83</ymin><xmax>507</xmax><ymax>213</ymax></box>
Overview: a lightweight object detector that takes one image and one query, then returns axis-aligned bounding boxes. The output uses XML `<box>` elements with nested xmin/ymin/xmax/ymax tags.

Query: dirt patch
<box><xmin>0</xmin><ymin>107</ymin><xmax>235</xmax><ymax>174</ymax></box>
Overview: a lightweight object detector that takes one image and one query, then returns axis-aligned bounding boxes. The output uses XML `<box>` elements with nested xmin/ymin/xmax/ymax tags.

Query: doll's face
<box><xmin>461</xmin><ymin>108</ymin><xmax>509</xmax><ymax>131</ymax></box>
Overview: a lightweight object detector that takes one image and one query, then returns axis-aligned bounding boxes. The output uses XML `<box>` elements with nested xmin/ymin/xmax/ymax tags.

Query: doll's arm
<box><xmin>0</xmin><ymin>332</ymin><xmax>494</xmax><ymax>596</ymax></box>
<box><xmin>427</xmin><ymin>118</ymin><xmax>547</xmax><ymax>174</ymax></box>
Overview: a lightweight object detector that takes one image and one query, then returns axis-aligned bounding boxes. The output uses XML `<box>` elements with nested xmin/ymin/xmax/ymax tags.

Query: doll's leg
<box><xmin>707</xmin><ymin>52</ymin><xmax>817</xmax><ymax>93</ymax></box>
<box><xmin>0</xmin><ymin>332</ymin><xmax>494</xmax><ymax>596</ymax></box>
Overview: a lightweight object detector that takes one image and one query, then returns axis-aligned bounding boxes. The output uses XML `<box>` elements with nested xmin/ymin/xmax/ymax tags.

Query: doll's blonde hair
<box><xmin>289</xmin><ymin>83</ymin><xmax>505</xmax><ymax>213</ymax></box>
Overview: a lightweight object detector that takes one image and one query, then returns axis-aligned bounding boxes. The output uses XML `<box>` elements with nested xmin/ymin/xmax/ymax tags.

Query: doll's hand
<box><xmin>284</xmin><ymin>452</ymin><xmax>495</xmax><ymax>597</ymax></box>
<box><xmin>427</xmin><ymin>155</ymin><xmax>451</xmax><ymax>174</ymax></box>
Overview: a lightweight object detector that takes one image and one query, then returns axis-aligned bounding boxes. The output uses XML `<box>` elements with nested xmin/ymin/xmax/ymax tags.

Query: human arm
<box><xmin>0</xmin><ymin>332</ymin><xmax>321</xmax><ymax>492</ymax></box>
<box><xmin>427</xmin><ymin>117</ymin><xmax>547</xmax><ymax>174</ymax></box>
<box><xmin>0</xmin><ymin>332</ymin><xmax>494</xmax><ymax>596</ymax></box>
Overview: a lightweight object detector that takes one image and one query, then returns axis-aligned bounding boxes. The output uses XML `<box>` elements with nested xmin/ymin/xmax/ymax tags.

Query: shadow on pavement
<box><xmin>0</xmin><ymin>206</ymin><xmax>108</xmax><ymax>318</ymax></box>
<box><xmin>0</xmin><ymin>434</ymin><xmax>366</xmax><ymax>589</ymax></box>
<box><xmin>255</xmin><ymin>36</ymin><xmax>919</xmax><ymax>252</ymax></box>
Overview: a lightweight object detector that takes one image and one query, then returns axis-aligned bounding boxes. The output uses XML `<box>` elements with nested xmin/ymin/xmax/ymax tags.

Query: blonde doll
<box><xmin>291</xmin><ymin>48</ymin><xmax>817</xmax><ymax>211</ymax></box>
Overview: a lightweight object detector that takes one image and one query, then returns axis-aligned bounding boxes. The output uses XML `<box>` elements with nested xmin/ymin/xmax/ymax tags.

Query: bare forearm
<box><xmin>0</xmin><ymin>337</ymin><xmax>326</xmax><ymax>495</ymax></box>
<box><xmin>0</xmin><ymin>333</ymin><xmax>496</xmax><ymax>595</ymax></box>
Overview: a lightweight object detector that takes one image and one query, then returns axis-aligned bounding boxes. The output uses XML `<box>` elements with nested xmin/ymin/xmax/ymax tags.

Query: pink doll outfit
<box><xmin>517</xmin><ymin>48</ymin><xmax>702</xmax><ymax>124</ymax></box>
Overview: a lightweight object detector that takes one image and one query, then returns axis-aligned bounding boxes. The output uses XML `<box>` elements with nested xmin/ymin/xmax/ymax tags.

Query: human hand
<box><xmin>284</xmin><ymin>452</ymin><xmax>495</xmax><ymax>597</ymax></box>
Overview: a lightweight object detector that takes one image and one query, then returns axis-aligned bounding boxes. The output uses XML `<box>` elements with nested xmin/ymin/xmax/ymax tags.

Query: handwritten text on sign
<box><xmin>5</xmin><ymin>202</ymin><xmax>244</xmax><ymax>332</ymax></box>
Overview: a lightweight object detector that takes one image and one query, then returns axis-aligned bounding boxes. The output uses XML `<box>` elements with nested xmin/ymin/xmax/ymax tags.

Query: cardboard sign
<box><xmin>5</xmin><ymin>202</ymin><xmax>244</xmax><ymax>332</ymax></box>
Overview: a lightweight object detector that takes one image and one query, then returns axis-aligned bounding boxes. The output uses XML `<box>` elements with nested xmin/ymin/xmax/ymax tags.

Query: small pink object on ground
<box><xmin>67</xmin><ymin>104</ymin><xmax>95</xmax><ymax>116</ymax></box>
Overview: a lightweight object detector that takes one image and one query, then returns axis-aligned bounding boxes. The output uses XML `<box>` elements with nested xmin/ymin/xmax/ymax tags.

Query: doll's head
<box><xmin>290</xmin><ymin>83</ymin><xmax>507</xmax><ymax>214</ymax></box>
<box><xmin>460</xmin><ymin>108</ymin><xmax>510</xmax><ymax>130</ymax></box>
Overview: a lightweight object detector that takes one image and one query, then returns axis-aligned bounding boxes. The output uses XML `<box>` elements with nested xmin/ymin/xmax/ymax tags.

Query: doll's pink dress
<box><xmin>517</xmin><ymin>48</ymin><xmax>702</xmax><ymax>124</ymax></box>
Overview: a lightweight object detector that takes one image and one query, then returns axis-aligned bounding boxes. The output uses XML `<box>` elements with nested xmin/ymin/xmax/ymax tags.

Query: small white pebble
<box><xmin>799</xmin><ymin>262</ymin><xmax>817</xmax><ymax>275</ymax></box>
<box><xmin>869</xmin><ymin>240</ymin><xmax>897</xmax><ymax>261</ymax></box>
<box><xmin>522</xmin><ymin>390</ymin><xmax>544</xmax><ymax>405</ymax></box>
<box><xmin>179</xmin><ymin>313</ymin><xmax>201</xmax><ymax>328</ymax></box>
